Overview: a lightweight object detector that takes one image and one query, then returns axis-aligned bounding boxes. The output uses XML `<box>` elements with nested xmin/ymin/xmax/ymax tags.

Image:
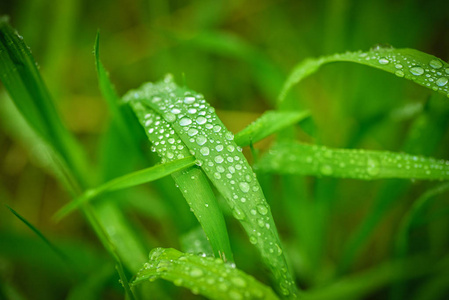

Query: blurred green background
<box><xmin>1</xmin><ymin>0</ymin><xmax>449</xmax><ymax>299</ymax></box>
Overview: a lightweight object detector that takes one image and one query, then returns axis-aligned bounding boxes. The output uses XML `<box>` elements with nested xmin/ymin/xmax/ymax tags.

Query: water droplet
<box><xmin>395</xmin><ymin>64</ymin><xmax>403</xmax><ymax>69</ymax></box>
<box><xmin>257</xmin><ymin>205</ymin><xmax>268</xmax><ymax>215</ymax></box>
<box><xmin>436</xmin><ymin>77</ymin><xmax>448</xmax><ymax>87</ymax></box>
<box><xmin>395</xmin><ymin>70</ymin><xmax>405</xmax><ymax>77</ymax></box>
<box><xmin>320</xmin><ymin>165</ymin><xmax>333</xmax><ymax>175</ymax></box>
<box><xmin>188</xmin><ymin>108</ymin><xmax>197</xmax><ymax>114</ymax></box>
<box><xmin>410</xmin><ymin>66</ymin><xmax>424</xmax><ymax>76</ymax></box>
<box><xmin>213</xmin><ymin>125</ymin><xmax>221</xmax><ymax>132</ymax></box>
<box><xmin>249</xmin><ymin>236</ymin><xmax>258</xmax><ymax>244</ymax></box>
<box><xmin>215</xmin><ymin>155</ymin><xmax>224</xmax><ymax>163</ymax></box>
<box><xmin>231</xmin><ymin>277</ymin><xmax>247</xmax><ymax>288</ymax></box>
<box><xmin>196</xmin><ymin>116</ymin><xmax>207</xmax><ymax>124</ymax></box>
<box><xmin>179</xmin><ymin>118</ymin><xmax>192</xmax><ymax>126</ymax></box>
<box><xmin>190</xmin><ymin>268</ymin><xmax>203</xmax><ymax>277</ymax></box>
<box><xmin>225</xmin><ymin>132</ymin><xmax>234</xmax><ymax>140</ymax></box>
<box><xmin>184</xmin><ymin>96</ymin><xmax>196</xmax><ymax>104</ymax></box>
<box><xmin>188</xmin><ymin>128</ymin><xmax>198</xmax><ymax>136</ymax></box>
<box><xmin>216</xmin><ymin>144</ymin><xmax>224</xmax><ymax>152</ymax></box>
<box><xmin>370</xmin><ymin>43</ymin><xmax>394</xmax><ymax>51</ymax></box>
<box><xmin>429</xmin><ymin>59</ymin><xmax>443</xmax><ymax>69</ymax></box>
<box><xmin>233</xmin><ymin>207</ymin><xmax>245</xmax><ymax>220</ymax></box>
<box><xmin>227</xmin><ymin>145</ymin><xmax>235</xmax><ymax>152</ymax></box>
<box><xmin>240</xmin><ymin>197</ymin><xmax>246</xmax><ymax>203</ymax></box>
<box><xmin>239</xmin><ymin>182</ymin><xmax>250</xmax><ymax>193</ymax></box>
<box><xmin>200</xmin><ymin>147</ymin><xmax>210</xmax><ymax>156</ymax></box>
<box><xmin>171</xmin><ymin>108</ymin><xmax>181</xmax><ymax>114</ymax></box>
<box><xmin>378</xmin><ymin>58</ymin><xmax>389</xmax><ymax>65</ymax></box>
<box><xmin>196</xmin><ymin>135</ymin><xmax>207</xmax><ymax>145</ymax></box>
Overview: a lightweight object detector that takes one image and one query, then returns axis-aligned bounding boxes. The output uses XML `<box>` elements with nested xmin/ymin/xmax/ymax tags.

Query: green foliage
<box><xmin>125</xmin><ymin>77</ymin><xmax>297</xmax><ymax>296</ymax></box>
<box><xmin>1</xmin><ymin>1</ymin><xmax>449</xmax><ymax>300</ymax></box>
<box><xmin>132</xmin><ymin>247</ymin><xmax>279</xmax><ymax>300</ymax></box>
<box><xmin>256</xmin><ymin>141</ymin><xmax>449</xmax><ymax>180</ymax></box>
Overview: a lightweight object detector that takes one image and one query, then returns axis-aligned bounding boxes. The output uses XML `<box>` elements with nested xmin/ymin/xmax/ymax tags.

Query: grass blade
<box><xmin>124</xmin><ymin>76</ymin><xmax>298</xmax><ymax>297</ymax></box>
<box><xmin>54</xmin><ymin>156</ymin><xmax>196</xmax><ymax>220</ymax></box>
<box><xmin>129</xmin><ymin>100</ymin><xmax>234</xmax><ymax>263</ymax></box>
<box><xmin>131</xmin><ymin>247</ymin><xmax>279</xmax><ymax>300</ymax></box>
<box><xmin>279</xmin><ymin>47</ymin><xmax>449</xmax><ymax>106</ymax></box>
<box><xmin>256</xmin><ymin>141</ymin><xmax>449</xmax><ymax>181</ymax></box>
<box><xmin>5</xmin><ymin>204</ymin><xmax>69</xmax><ymax>263</ymax></box>
<box><xmin>0</xmin><ymin>17</ymin><xmax>89</xmax><ymax>186</ymax></box>
<box><xmin>300</xmin><ymin>255</ymin><xmax>435</xmax><ymax>300</ymax></box>
<box><xmin>392</xmin><ymin>182</ymin><xmax>449</xmax><ymax>299</ymax></box>
<box><xmin>234</xmin><ymin>110</ymin><xmax>310</xmax><ymax>147</ymax></box>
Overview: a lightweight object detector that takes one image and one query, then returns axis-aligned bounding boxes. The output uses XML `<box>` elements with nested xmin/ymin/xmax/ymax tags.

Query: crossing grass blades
<box><xmin>1</xmin><ymin>16</ymin><xmax>449</xmax><ymax>300</ymax></box>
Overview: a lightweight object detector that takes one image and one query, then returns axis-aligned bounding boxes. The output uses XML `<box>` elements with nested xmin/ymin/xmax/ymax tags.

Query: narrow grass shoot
<box><xmin>234</xmin><ymin>110</ymin><xmax>310</xmax><ymax>147</ymax></box>
<box><xmin>5</xmin><ymin>204</ymin><xmax>69</xmax><ymax>263</ymax></box>
<box><xmin>131</xmin><ymin>247</ymin><xmax>279</xmax><ymax>300</ymax></box>
<box><xmin>54</xmin><ymin>156</ymin><xmax>196</xmax><ymax>219</ymax></box>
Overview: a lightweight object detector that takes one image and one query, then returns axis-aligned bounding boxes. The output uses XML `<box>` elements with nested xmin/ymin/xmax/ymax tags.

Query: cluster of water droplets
<box><xmin>258</xmin><ymin>143</ymin><xmax>449</xmax><ymax>181</ymax></box>
<box><xmin>124</xmin><ymin>77</ymin><xmax>296</xmax><ymax>296</ymax></box>
<box><xmin>135</xmin><ymin>248</ymin><xmax>273</xmax><ymax>299</ymax></box>
<box><xmin>353</xmin><ymin>47</ymin><xmax>449</xmax><ymax>95</ymax></box>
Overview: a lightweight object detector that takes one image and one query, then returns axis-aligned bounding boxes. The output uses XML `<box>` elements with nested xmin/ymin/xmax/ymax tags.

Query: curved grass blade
<box><xmin>131</xmin><ymin>247</ymin><xmax>279</xmax><ymax>300</ymax></box>
<box><xmin>392</xmin><ymin>182</ymin><xmax>449</xmax><ymax>299</ymax></box>
<box><xmin>124</xmin><ymin>77</ymin><xmax>298</xmax><ymax>297</ymax></box>
<box><xmin>279</xmin><ymin>47</ymin><xmax>449</xmax><ymax>106</ymax></box>
<box><xmin>234</xmin><ymin>110</ymin><xmax>310</xmax><ymax>147</ymax></box>
<box><xmin>300</xmin><ymin>255</ymin><xmax>433</xmax><ymax>300</ymax></box>
<box><xmin>129</xmin><ymin>102</ymin><xmax>234</xmax><ymax>263</ymax></box>
<box><xmin>54</xmin><ymin>156</ymin><xmax>196</xmax><ymax>220</ymax></box>
<box><xmin>256</xmin><ymin>142</ymin><xmax>449</xmax><ymax>181</ymax></box>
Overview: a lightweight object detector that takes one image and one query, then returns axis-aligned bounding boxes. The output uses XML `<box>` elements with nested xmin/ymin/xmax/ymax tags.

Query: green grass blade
<box><xmin>392</xmin><ymin>182</ymin><xmax>449</xmax><ymax>299</ymax></box>
<box><xmin>94</xmin><ymin>32</ymin><xmax>130</xmax><ymax>137</ymax></box>
<box><xmin>279</xmin><ymin>47</ymin><xmax>449</xmax><ymax>106</ymax></box>
<box><xmin>300</xmin><ymin>255</ymin><xmax>433</xmax><ymax>300</ymax></box>
<box><xmin>124</xmin><ymin>77</ymin><xmax>298</xmax><ymax>297</ymax></box>
<box><xmin>54</xmin><ymin>156</ymin><xmax>196</xmax><ymax>220</ymax></box>
<box><xmin>234</xmin><ymin>110</ymin><xmax>310</xmax><ymax>147</ymax></box>
<box><xmin>336</xmin><ymin>93</ymin><xmax>449</xmax><ymax>276</ymax></box>
<box><xmin>256</xmin><ymin>141</ymin><xmax>449</xmax><ymax>181</ymax></box>
<box><xmin>5</xmin><ymin>204</ymin><xmax>69</xmax><ymax>263</ymax></box>
<box><xmin>131</xmin><ymin>247</ymin><xmax>279</xmax><ymax>300</ymax></box>
<box><xmin>0</xmin><ymin>17</ymin><xmax>89</xmax><ymax>186</ymax></box>
<box><xmin>128</xmin><ymin>100</ymin><xmax>234</xmax><ymax>263</ymax></box>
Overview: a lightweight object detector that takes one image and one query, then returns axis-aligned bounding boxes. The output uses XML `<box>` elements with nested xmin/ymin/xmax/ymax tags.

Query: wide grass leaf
<box><xmin>234</xmin><ymin>110</ymin><xmax>310</xmax><ymax>147</ymax></box>
<box><xmin>132</xmin><ymin>247</ymin><xmax>279</xmax><ymax>300</ymax></box>
<box><xmin>256</xmin><ymin>141</ymin><xmax>449</xmax><ymax>180</ymax></box>
<box><xmin>54</xmin><ymin>156</ymin><xmax>196</xmax><ymax>219</ymax></box>
<box><xmin>279</xmin><ymin>47</ymin><xmax>449</xmax><ymax>106</ymax></box>
<box><xmin>124</xmin><ymin>76</ymin><xmax>298</xmax><ymax>297</ymax></box>
<box><xmin>128</xmin><ymin>98</ymin><xmax>234</xmax><ymax>263</ymax></box>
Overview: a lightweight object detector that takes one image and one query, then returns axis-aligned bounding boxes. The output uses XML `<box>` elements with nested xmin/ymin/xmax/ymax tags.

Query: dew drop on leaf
<box><xmin>238</xmin><ymin>182</ymin><xmax>250</xmax><ymax>193</ymax></box>
<box><xmin>429</xmin><ymin>59</ymin><xmax>443</xmax><ymax>69</ymax></box>
<box><xmin>436</xmin><ymin>77</ymin><xmax>448</xmax><ymax>87</ymax></box>
<box><xmin>180</xmin><ymin>117</ymin><xmax>192</xmax><ymax>126</ymax></box>
<box><xmin>410</xmin><ymin>66</ymin><xmax>424</xmax><ymax>76</ymax></box>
